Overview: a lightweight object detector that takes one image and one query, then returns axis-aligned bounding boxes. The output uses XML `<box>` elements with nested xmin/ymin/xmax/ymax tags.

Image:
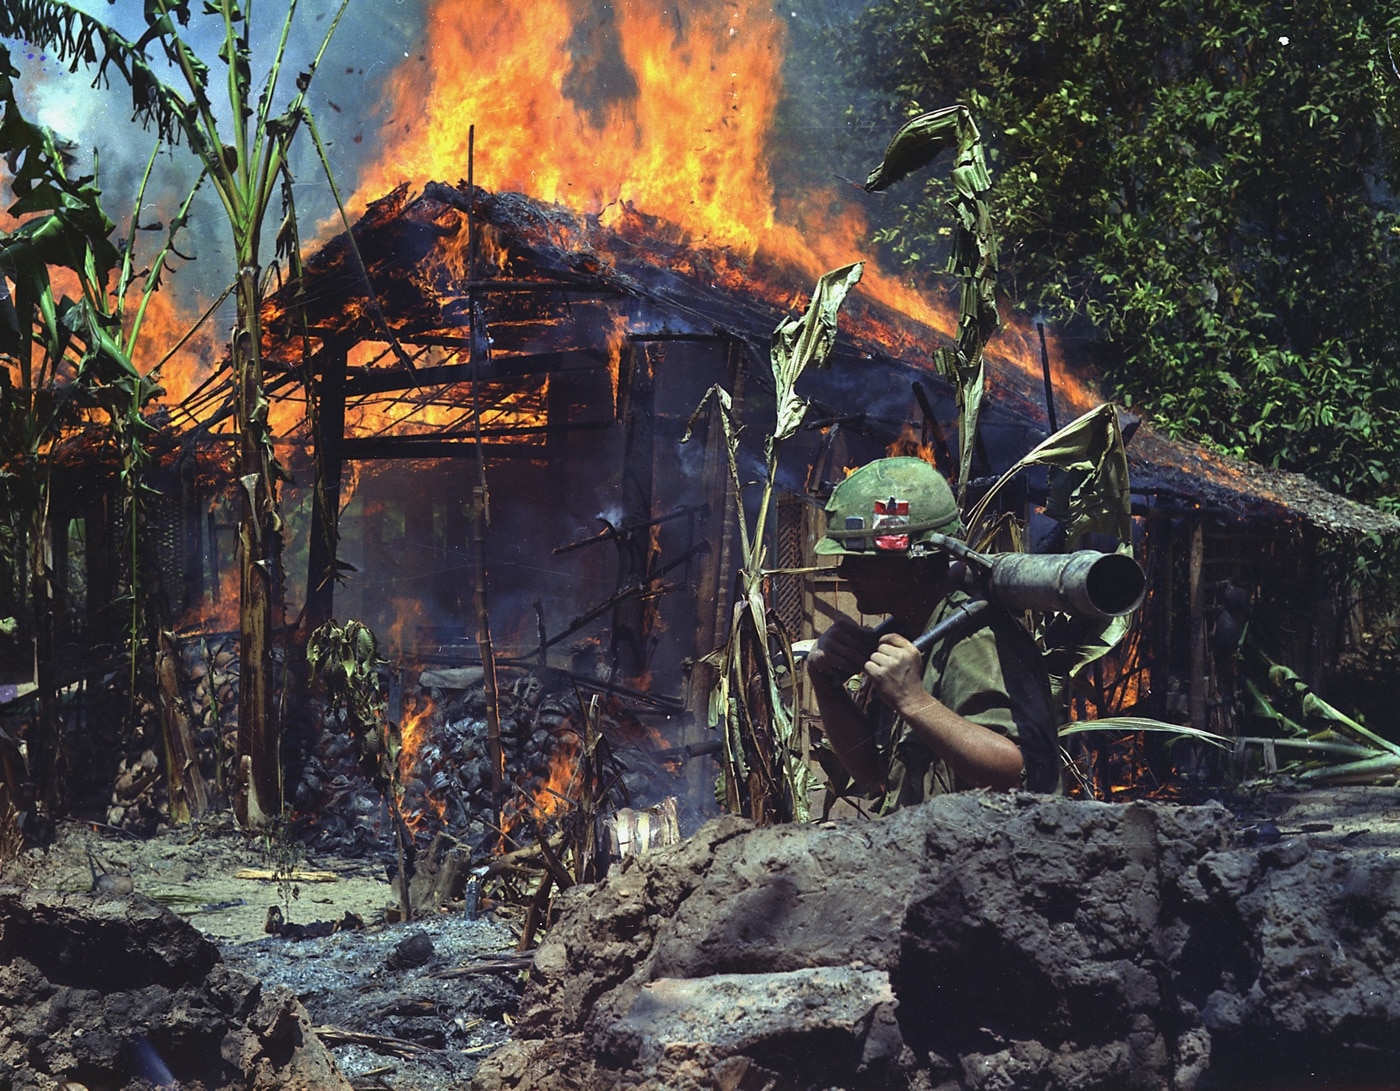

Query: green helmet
<box><xmin>816</xmin><ymin>457</ymin><xmax>963</xmax><ymax>557</ymax></box>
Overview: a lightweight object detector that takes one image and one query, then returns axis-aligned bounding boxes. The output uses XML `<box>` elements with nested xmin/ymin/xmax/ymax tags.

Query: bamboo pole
<box><xmin>473</xmin><ymin>491</ymin><xmax>504</xmax><ymax>823</ymax></box>
<box><xmin>465</xmin><ymin>126</ymin><xmax>504</xmax><ymax>827</ymax></box>
<box><xmin>1189</xmin><ymin>517</ymin><xmax>1207</xmax><ymax>731</ymax></box>
<box><xmin>305</xmin><ymin>341</ymin><xmax>346</xmax><ymax>636</ymax></box>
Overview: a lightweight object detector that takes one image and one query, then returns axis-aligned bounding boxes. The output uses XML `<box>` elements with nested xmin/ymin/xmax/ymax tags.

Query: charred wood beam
<box><xmin>550</xmin><ymin>670</ymin><xmax>687</xmax><ymax>713</ymax></box>
<box><xmin>612</xmin><ymin>343</ymin><xmax>657</xmax><ymax>680</ymax></box>
<box><xmin>263</xmin><ymin>282</ymin><xmax>628</xmax><ymax>343</ymax></box>
<box><xmin>912</xmin><ymin>381</ymin><xmax>959</xmax><ymax>480</ymax></box>
<box><xmin>273</xmin><ymin>345</ymin><xmax>614</xmax><ymax>387</ymax></box>
<box><xmin>463</xmin><ymin>279</ymin><xmax>630</xmax><ymax>296</ymax></box>
<box><xmin>338</xmin><ymin>420</ymin><xmax>614</xmax><ymax>460</ymax></box>
<box><xmin>471</xmin><ymin>482</ymin><xmax>505</xmax><ymax>826</ymax></box>
<box><xmin>627</xmin><ymin>332</ymin><xmax>737</xmax><ymax>343</ymax></box>
<box><xmin>545</xmin><ymin>581</ymin><xmax>678</xmax><ymax>654</ymax></box>
<box><xmin>552</xmin><ymin>505</ymin><xmax>707</xmax><ymax>555</ymax></box>
<box><xmin>305</xmin><ymin>341</ymin><xmax>348</xmax><ymax>634</ymax></box>
<box><xmin>1189</xmin><ymin>517</ymin><xmax>1207</xmax><ymax>731</ymax></box>
<box><xmin>545</xmin><ymin>541</ymin><xmax>710</xmax><ymax>652</ymax></box>
<box><xmin>335</xmin><ymin>440</ymin><xmax>551</xmax><ymax>460</ymax></box>
<box><xmin>339</xmin><ymin>350</ymin><xmax>613</xmax><ymax>396</ymax></box>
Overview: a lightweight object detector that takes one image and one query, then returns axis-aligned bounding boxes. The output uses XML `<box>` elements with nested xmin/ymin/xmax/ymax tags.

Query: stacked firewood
<box><xmin>105</xmin><ymin>745</ymin><xmax>166</xmax><ymax>832</ymax></box>
<box><xmin>104</xmin><ymin>632</ymin><xmax>238</xmax><ymax>834</ymax></box>
<box><xmin>399</xmin><ymin>667</ymin><xmax>684</xmax><ymax>854</ymax></box>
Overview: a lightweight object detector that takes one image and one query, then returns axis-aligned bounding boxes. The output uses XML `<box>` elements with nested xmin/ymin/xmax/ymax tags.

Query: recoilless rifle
<box><xmin>900</xmin><ymin>535</ymin><xmax>1147</xmax><ymax>652</ymax></box>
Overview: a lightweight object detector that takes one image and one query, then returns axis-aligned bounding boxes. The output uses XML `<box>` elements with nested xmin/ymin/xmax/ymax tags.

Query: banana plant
<box><xmin>0</xmin><ymin>41</ymin><xmax>170</xmax><ymax>819</ymax></box>
<box><xmin>866</xmin><ymin>106</ymin><xmax>998</xmax><ymax>495</ymax></box>
<box><xmin>1</xmin><ymin>0</ymin><xmax>351</xmax><ymax>829</ymax></box>
<box><xmin>306</xmin><ymin>618</ymin><xmax>410</xmax><ymax>920</ymax></box>
<box><xmin>683</xmin><ymin>263</ymin><xmax>863</xmax><ymax>823</ymax></box>
<box><xmin>1236</xmin><ymin>659</ymin><xmax>1400</xmax><ymax>785</ymax></box>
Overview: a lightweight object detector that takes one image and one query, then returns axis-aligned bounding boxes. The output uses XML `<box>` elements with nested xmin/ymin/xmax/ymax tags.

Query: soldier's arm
<box><xmin>864</xmin><ymin>634</ymin><xmax>1024</xmax><ymax>791</ymax></box>
<box><xmin>807</xmin><ymin>620</ymin><xmax>886</xmax><ymax>793</ymax></box>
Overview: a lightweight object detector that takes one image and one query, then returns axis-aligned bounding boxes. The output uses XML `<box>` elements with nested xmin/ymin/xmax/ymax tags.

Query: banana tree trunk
<box><xmin>232</xmin><ymin>264</ymin><xmax>281</xmax><ymax>829</ymax></box>
<box><xmin>26</xmin><ymin>500</ymin><xmax>61</xmax><ymax>820</ymax></box>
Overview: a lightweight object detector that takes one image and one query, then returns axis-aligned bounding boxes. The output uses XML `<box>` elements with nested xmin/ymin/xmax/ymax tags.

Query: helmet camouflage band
<box><xmin>816</xmin><ymin>457</ymin><xmax>963</xmax><ymax>557</ymax></box>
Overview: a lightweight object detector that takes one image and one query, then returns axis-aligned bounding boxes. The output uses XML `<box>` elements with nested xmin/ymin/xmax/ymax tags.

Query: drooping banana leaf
<box><xmin>965</xmin><ymin>403</ymin><xmax>1132</xmax><ymax>546</ymax></box>
<box><xmin>1057</xmin><ymin>716</ymin><xmax>1230</xmax><ymax>749</ymax></box>
<box><xmin>684</xmin><ymin>268</ymin><xmax>862</xmax><ymax>823</ymax></box>
<box><xmin>866</xmin><ymin>107</ymin><xmax>998</xmax><ymax>491</ymax></box>
<box><xmin>963</xmin><ymin>403</ymin><xmax>1136</xmax><ymax>678</ymax></box>
<box><xmin>769</xmin><ymin>262</ymin><xmax>863</xmax><ymax>456</ymax></box>
<box><xmin>1233</xmin><ymin>656</ymin><xmax>1400</xmax><ymax>784</ymax></box>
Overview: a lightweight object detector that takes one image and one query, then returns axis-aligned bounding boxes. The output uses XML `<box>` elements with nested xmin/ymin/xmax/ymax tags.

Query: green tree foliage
<box><xmin>842</xmin><ymin>0</ymin><xmax>1400</xmax><ymax>509</ymax></box>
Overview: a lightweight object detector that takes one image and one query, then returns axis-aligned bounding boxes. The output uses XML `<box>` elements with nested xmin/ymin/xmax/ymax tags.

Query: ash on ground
<box><xmin>225</xmin><ymin>913</ymin><xmax>523</xmax><ymax>1088</ymax></box>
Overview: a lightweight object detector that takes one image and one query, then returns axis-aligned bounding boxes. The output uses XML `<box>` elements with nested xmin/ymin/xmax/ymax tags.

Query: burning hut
<box><xmin>112</xmin><ymin>178</ymin><xmax>1381</xmax><ymax>834</ymax></box>
<box><xmin>6</xmin><ymin>167</ymin><xmax>1396</xmax><ymax>850</ymax></box>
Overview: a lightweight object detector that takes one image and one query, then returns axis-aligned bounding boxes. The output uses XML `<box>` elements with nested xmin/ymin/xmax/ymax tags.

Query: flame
<box><xmin>885</xmin><ymin>422</ymin><xmax>940</xmax><ymax>465</ymax></box>
<box><xmin>350</xmin><ymin>0</ymin><xmax>1112</xmax><ymax>437</ymax></box>
<box><xmin>337</xmin><ymin>340</ymin><xmax>552</xmax><ymax>443</ymax></box>
<box><xmin>384</xmin><ymin>595</ymin><xmax>428</xmax><ymax>655</ymax></box>
<box><xmin>355</xmin><ymin>2</ymin><xmax>944</xmax><ymax>328</ymax></box>
<box><xmin>397</xmin><ymin>688</ymin><xmax>448</xmax><ymax>832</ymax></box>
<box><xmin>357</xmin><ymin>0</ymin><xmax>781</xmax><ymax>255</ymax></box>
<box><xmin>604</xmin><ymin>313</ymin><xmax>628</xmax><ymax>410</ymax></box>
<box><xmin>534</xmin><ymin>731</ymin><xmax>582</xmax><ymax>822</ymax></box>
<box><xmin>175</xmin><ymin>538</ymin><xmax>240</xmax><ymax>633</ymax></box>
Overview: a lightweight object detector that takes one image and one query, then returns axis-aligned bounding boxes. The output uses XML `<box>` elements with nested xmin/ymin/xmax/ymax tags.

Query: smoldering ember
<box><xmin>5</xmin><ymin>6</ymin><xmax>1400</xmax><ymax>1091</ymax></box>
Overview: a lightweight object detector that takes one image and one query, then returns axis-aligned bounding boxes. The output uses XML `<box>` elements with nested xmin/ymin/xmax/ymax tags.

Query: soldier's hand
<box><xmin>808</xmin><ymin>618</ymin><xmax>880</xmax><ymax>683</ymax></box>
<box><xmin>864</xmin><ymin>633</ymin><xmax>928</xmax><ymax>712</ymax></box>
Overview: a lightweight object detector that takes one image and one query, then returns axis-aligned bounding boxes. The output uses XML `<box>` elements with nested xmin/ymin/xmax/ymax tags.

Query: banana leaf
<box><xmin>964</xmin><ymin>403</ymin><xmax>1136</xmax><ymax>678</ymax></box>
<box><xmin>685</xmin><ymin>268</ymin><xmax>862</xmax><ymax>823</ymax></box>
<box><xmin>965</xmin><ymin>403</ymin><xmax>1132</xmax><ymax>546</ymax></box>
<box><xmin>769</xmin><ymin>262</ymin><xmax>863</xmax><ymax>454</ymax></box>
<box><xmin>1057</xmin><ymin>716</ymin><xmax>1231</xmax><ymax>749</ymax></box>
<box><xmin>865</xmin><ymin>107</ymin><xmax>997</xmax><ymax>490</ymax></box>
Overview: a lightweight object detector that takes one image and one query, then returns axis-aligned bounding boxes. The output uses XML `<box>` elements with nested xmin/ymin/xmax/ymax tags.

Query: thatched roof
<box><xmin>266</xmin><ymin>181</ymin><xmax>1400</xmax><ymax>541</ymax></box>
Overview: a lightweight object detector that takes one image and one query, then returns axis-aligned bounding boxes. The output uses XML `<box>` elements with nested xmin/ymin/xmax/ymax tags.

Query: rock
<box><xmin>420</xmin><ymin>667</ymin><xmax>486</xmax><ymax>691</ymax></box>
<box><xmin>387</xmin><ymin>930</ymin><xmax>436</xmax><ymax>971</ymax></box>
<box><xmin>0</xmin><ymin>888</ymin><xmax>353</xmax><ymax>1091</ymax></box>
<box><xmin>473</xmin><ymin>793</ymin><xmax>1400</xmax><ymax>1091</ymax></box>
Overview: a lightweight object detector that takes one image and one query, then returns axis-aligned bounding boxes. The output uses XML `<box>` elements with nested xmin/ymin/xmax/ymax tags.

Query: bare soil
<box><xmin>2</xmin><ymin>816</ymin><xmax>525</xmax><ymax>1090</ymax></box>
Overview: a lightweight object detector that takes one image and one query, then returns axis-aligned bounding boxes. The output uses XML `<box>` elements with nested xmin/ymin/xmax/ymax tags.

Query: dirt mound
<box><xmin>0</xmin><ymin>888</ymin><xmax>350</xmax><ymax>1090</ymax></box>
<box><xmin>475</xmin><ymin>790</ymin><xmax>1400</xmax><ymax>1091</ymax></box>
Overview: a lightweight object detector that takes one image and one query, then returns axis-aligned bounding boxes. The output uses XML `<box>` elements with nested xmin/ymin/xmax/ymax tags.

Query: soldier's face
<box><xmin>837</xmin><ymin>552</ymin><xmax>950</xmax><ymax>618</ymax></box>
<box><xmin>837</xmin><ymin>554</ymin><xmax>911</xmax><ymax>615</ymax></box>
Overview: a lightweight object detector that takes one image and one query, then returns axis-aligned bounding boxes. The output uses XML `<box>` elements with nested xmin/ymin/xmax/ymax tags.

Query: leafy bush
<box><xmin>841</xmin><ymin>0</ymin><xmax>1400</xmax><ymax>509</ymax></box>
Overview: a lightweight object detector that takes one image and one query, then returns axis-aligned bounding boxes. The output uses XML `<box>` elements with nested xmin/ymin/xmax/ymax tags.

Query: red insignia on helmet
<box><xmin>872</xmin><ymin>497</ymin><xmax>910</xmax><ymax>551</ymax></box>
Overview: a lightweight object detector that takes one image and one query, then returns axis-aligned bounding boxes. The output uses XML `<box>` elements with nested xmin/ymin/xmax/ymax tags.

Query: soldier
<box><xmin>806</xmin><ymin>457</ymin><xmax>1060</xmax><ymax>810</ymax></box>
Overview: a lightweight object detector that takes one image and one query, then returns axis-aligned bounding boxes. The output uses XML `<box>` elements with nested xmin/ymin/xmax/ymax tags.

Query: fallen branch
<box><xmin>432</xmin><ymin>953</ymin><xmax>535</xmax><ymax>978</ymax></box>
<box><xmin>234</xmin><ymin>867</ymin><xmax>340</xmax><ymax>882</ymax></box>
<box><xmin>310</xmin><ymin>1026</ymin><xmax>440</xmax><ymax>1058</ymax></box>
<box><xmin>482</xmin><ymin>834</ymin><xmax>565</xmax><ymax>877</ymax></box>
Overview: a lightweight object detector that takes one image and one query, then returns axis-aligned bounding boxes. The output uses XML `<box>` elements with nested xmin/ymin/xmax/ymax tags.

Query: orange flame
<box><xmin>356</xmin><ymin>0</ymin><xmax>781</xmax><ymax>255</ymax></box>
<box><xmin>352</xmin><ymin>0</ymin><xmax>1109</xmax><ymax>431</ymax></box>
<box><xmin>885</xmin><ymin>422</ymin><xmax>940</xmax><ymax>465</ymax></box>
<box><xmin>534</xmin><ymin>732</ymin><xmax>583</xmax><ymax>823</ymax></box>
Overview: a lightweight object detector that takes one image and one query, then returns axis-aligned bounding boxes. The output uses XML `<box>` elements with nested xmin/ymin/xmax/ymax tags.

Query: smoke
<box><xmin>562</xmin><ymin>0</ymin><xmax>642</xmax><ymax>127</ymax></box>
<box><xmin>6</xmin><ymin>0</ymin><xmax>426</xmax><ymax>308</ymax></box>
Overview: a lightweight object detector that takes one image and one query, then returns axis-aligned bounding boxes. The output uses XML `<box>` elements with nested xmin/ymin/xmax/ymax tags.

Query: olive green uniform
<box><xmin>874</xmin><ymin>592</ymin><xmax>1061</xmax><ymax>811</ymax></box>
